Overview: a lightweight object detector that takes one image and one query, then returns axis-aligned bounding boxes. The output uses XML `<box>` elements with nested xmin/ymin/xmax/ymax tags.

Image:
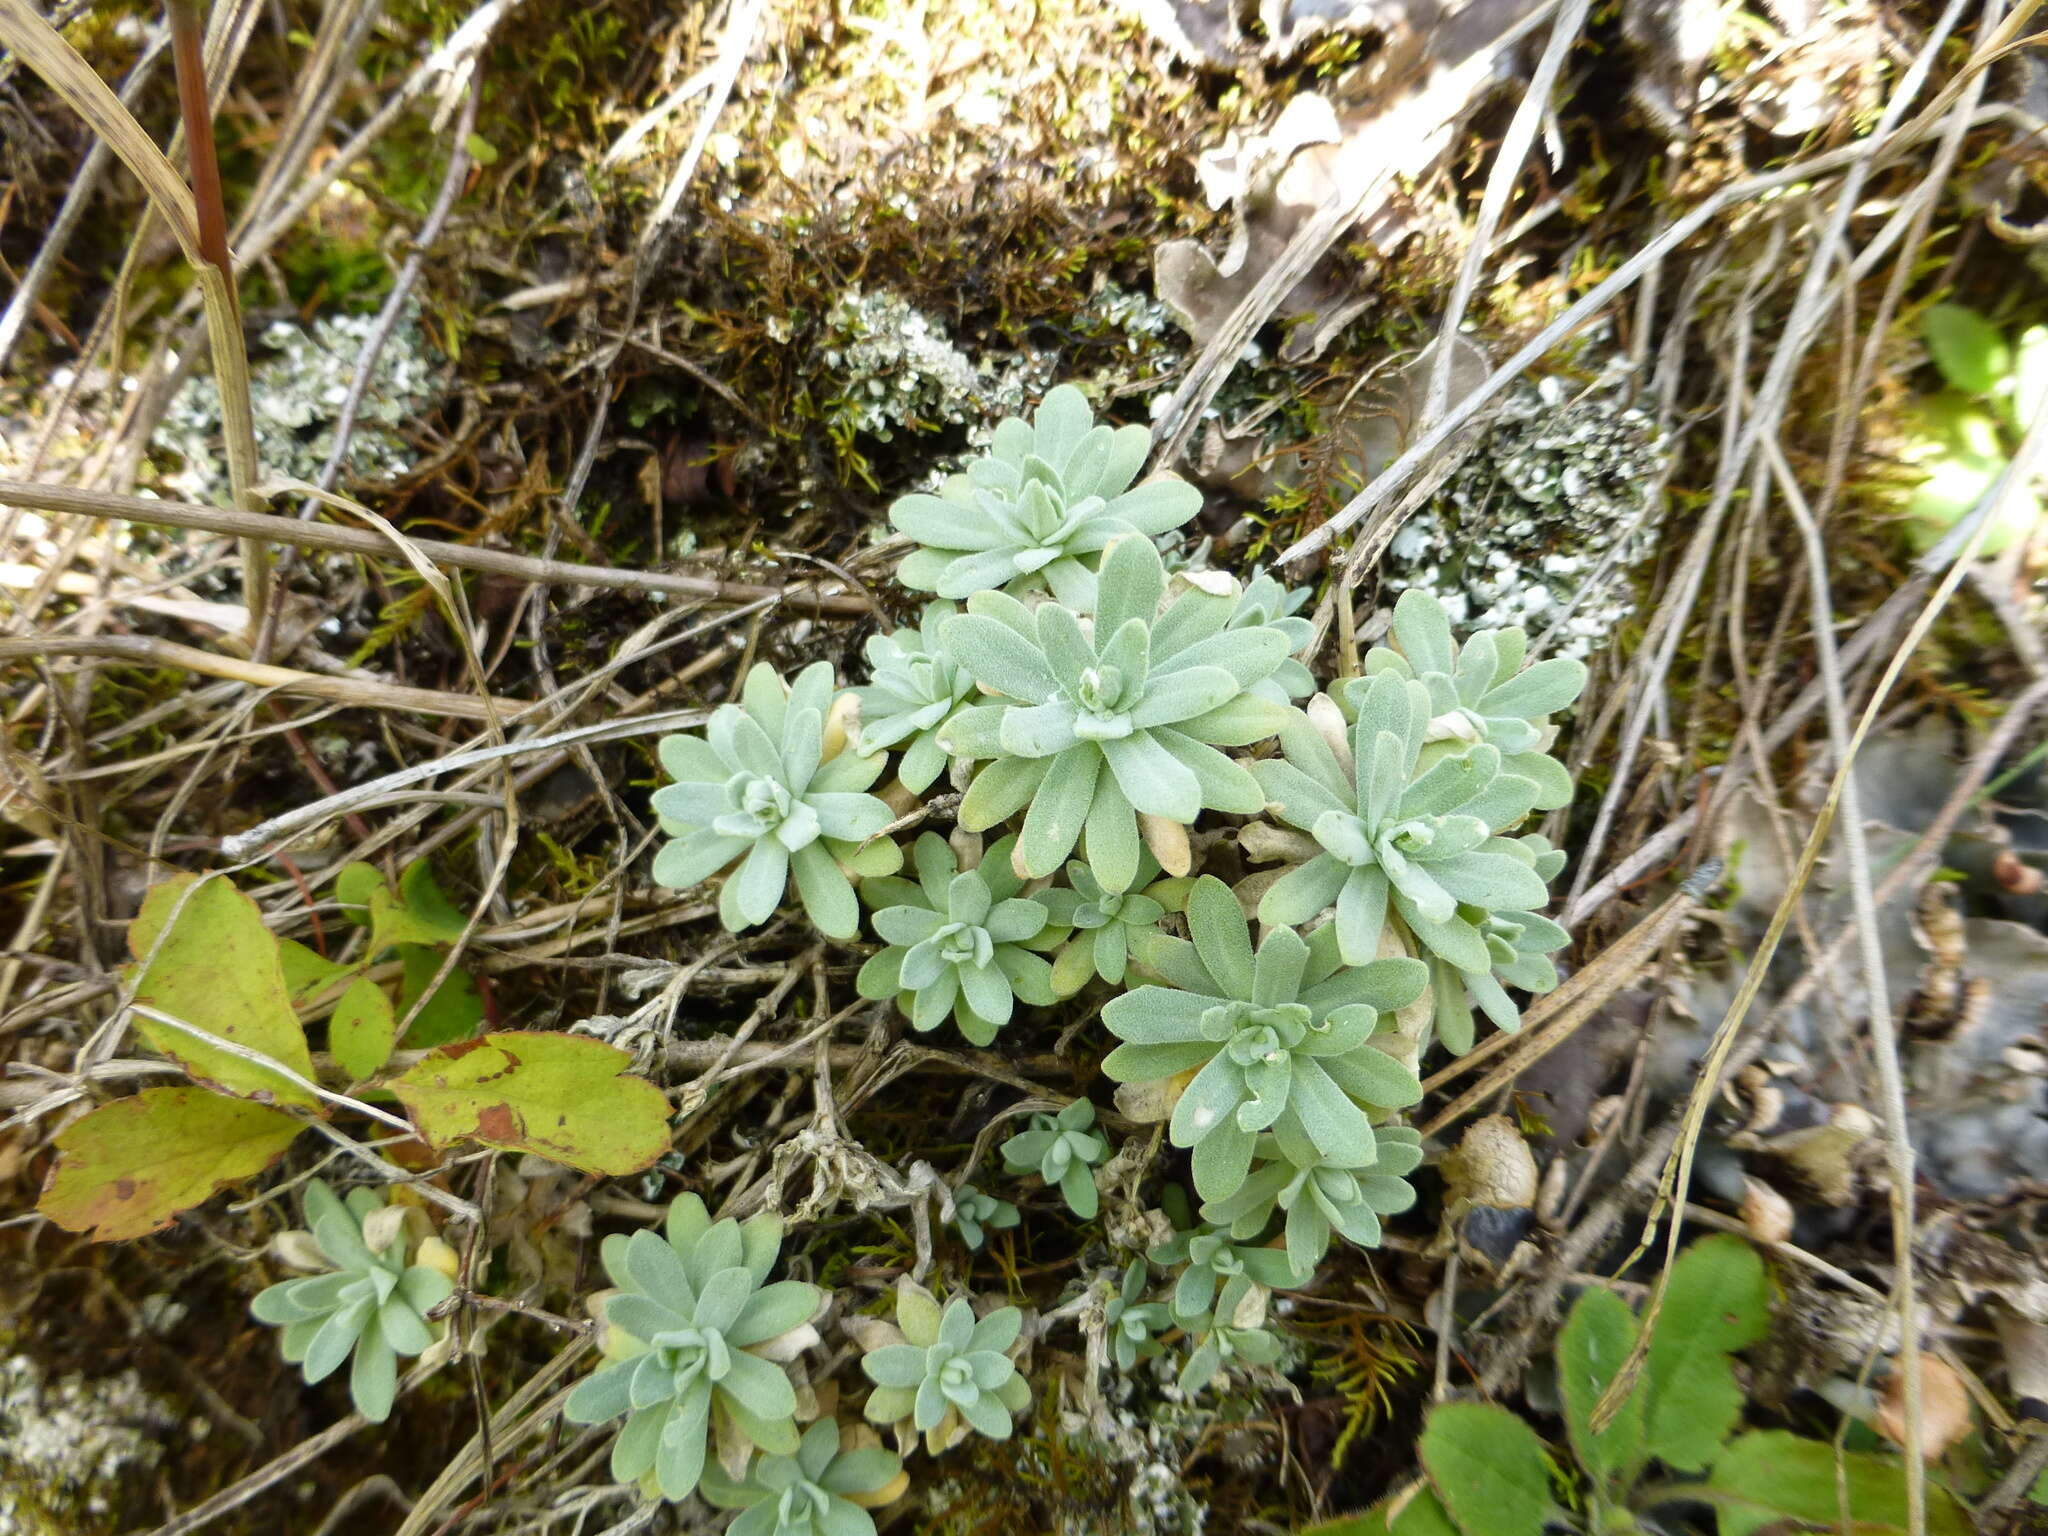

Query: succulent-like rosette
<box><xmin>1103</xmin><ymin>1259</ymin><xmax>1172</xmax><ymax>1371</ymax></box>
<box><xmin>852</xmin><ymin>603</ymin><xmax>977</xmax><ymax>793</ymax></box>
<box><xmin>1355</xmin><ymin>587</ymin><xmax>1586</xmax><ymax>810</ymax></box>
<box><xmin>947</xmin><ymin>1183</ymin><xmax>1020</xmax><ymax>1251</ymax></box>
<box><xmin>855</xmin><ymin>833</ymin><xmax>1058</xmax><ymax>1046</ymax></box>
<box><xmin>1256</xmin><ymin>671</ymin><xmax>1556</xmax><ymax>976</ymax></box>
<box><xmin>1232</xmin><ymin>570</ymin><xmax>1317</xmax><ymax>703</ymax></box>
<box><xmin>1201</xmin><ymin>1127</ymin><xmax>1426</xmax><ymax>1275</ymax></box>
<box><xmin>1425</xmin><ymin>834</ymin><xmax>1572</xmax><ymax>1053</ymax></box>
<box><xmin>1149</xmin><ymin>1223</ymin><xmax>1306</xmax><ymax>1318</ymax></box>
<box><xmin>651</xmin><ymin>661</ymin><xmax>900</xmax><ymax>938</ymax></box>
<box><xmin>856</xmin><ymin>1283</ymin><xmax>1030</xmax><ymax>1451</ymax></box>
<box><xmin>700</xmin><ymin>1419</ymin><xmax>907</xmax><ymax>1536</ymax></box>
<box><xmin>1000</xmin><ymin>1099</ymin><xmax>1109</xmax><ymax>1218</ymax></box>
<box><xmin>563</xmin><ymin>1196</ymin><xmax>823</xmax><ymax>1503</ymax></box>
<box><xmin>940</xmin><ymin>536</ymin><xmax>1298</xmax><ymax>891</ymax></box>
<box><xmin>889</xmin><ymin>384</ymin><xmax>1202</xmax><ymax>606</ymax></box>
<box><xmin>1103</xmin><ymin>876</ymin><xmax>1426</xmax><ymax>1203</ymax></box>
<box><xmin>250</xmin><ymin>1180</ymin><xmax>454</xmax><ymax>1423</ymax></box>
<box><xmin>1176</xmin><ymin>1274</ymin><xmax>1282</xmax><ymax>1395</ymax></box>
<box><xmin>1037</xmin><ymin>852</ymin><xmax>1169</xmax><ymax>993</ymax></box>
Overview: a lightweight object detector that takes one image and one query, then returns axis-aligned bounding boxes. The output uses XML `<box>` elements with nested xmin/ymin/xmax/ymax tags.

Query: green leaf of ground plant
<box><xmin>38</xmin><ymin>1087</ymin><xmax>302</xmax><ymax>1240</ymax></box>
<box><xmin>276</xmin><ymin>938</ymin><xmax>353</xmax><ymax>1009</ymax></box>
<box><xmin>128</xmin><ymin>875</ymin><xmax>320</xmax><ymax>1108</ymax></box>
<box><xmin>387</xmin><ymin>1031</ymin><xmax>670</xmax><ymax>1175</ymax></box>
<box><xmin>367</xmin><ymin>861</ymin><xmax>469</xmax><ymax>954</ymax></box>
<box><xmin>1923</xmin><ymin>302</ymin><xmax>2010</xmax><ymax>397</ymax></box>
<box><xmin>1643</xmin><ymin>1234</ymin><xmax>1770</xmax><ymax>1471</ymax></box>
<box><xmin>1557</xmin><ymin>1284</ymin><xmax>1647</xmax><ymax>1485</ymax></box>
<box><xmin>398</xmin><ymin>944</ymin><xmax>485</xmax><ymax>1047</ymax></box>
<box><xmin>1698</xmin><ymin>1431</ymin><xmax>1972</xmax><ymax>1536</ymax></box>
<box><xmin>330</xmin><ymin>975</ymin><xmax>397</xmax><ymax>1081</ymax></box>
<box><xmin>1419</xmin><ymin>1401</ymin><xmax>1555</xmax><ymax>1536</ymax></box>
<box><xmin>1299</xmin><ymin>1486</ymin><xmax>1462</xmax><ymax>1536</ymax></box>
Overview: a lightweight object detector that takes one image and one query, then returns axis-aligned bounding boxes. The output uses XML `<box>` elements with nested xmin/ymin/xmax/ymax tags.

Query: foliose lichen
<box><xmin>154</xmin><ymin>306</ymin><xmax>441</xmax><ymax>499</ymax></box>
<box><xmin>1385</xmin><ymin>364</ymin><xmax>1667</xmax><ymax>656</ymax></box>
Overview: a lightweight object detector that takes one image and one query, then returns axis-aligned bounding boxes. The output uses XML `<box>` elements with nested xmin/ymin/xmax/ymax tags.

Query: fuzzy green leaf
<box><xmin>1557</xmin><ymin>1284</ymin><xmax>1647</xmax><ymax>1485</ymax></box>
<box><xmin>1642</xmin><ymin>1235</ymin><xmax>1770</xmax><ymax>1471</ymax></box>
<box><xmin>1698</xmin><ymin>1431</ymin><xmax>1972</xmax><ymax>1536</ymax></box>
<box><xmin>1418</xmin><ymin>1401</ymin><xmax>1555</xmax><ymax>1536</ymax></box>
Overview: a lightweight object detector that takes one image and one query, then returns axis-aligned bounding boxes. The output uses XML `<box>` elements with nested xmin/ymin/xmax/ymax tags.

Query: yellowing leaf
<box><xmin>277</xmin><ymin>938</ymin><xmax>353</xmax><ymax>1009</ymax></box>
<box><xmin>129</xmin><ymin>875</ymin><xmax>319</xmax><ymax>1108</ymax></box>
<box><xmin>330</xmin><ymin>976</ymin><xmax>397</xmax><ymax>1081</ymax></box>
<box><xmin>38</xmin><ymin>1088</ymin><xmax>302</xmax><ymax>1241</ymax></box>
<box><xmin>388</xmin><ymin>1032</ymin><xmax>670</xmax><ymax>1175</ymax></box>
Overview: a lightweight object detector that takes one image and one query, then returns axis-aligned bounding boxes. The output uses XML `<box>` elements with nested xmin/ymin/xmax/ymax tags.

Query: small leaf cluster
<box><xmin>855</xmin><ymin>834</ymin><xmax>1058</xmax><ymax>1045</ymax></box>
<box><xmin>1000</xmin><ymin>1099</ymin><xmax>1109</xmax><ymax>1218</ymax></box>
<box><xmin>651</xmin><ymin>660</ymin><xmax>900</xmax><ymax>937</ymax></box>
<box><xmin>564</xmin><ymin>1195</ymin><xmax>823</xmax><ymax>1502</ymax></box>
<box><xmin>1102</xmin><ymin>875</ymin><xmax>1427</xmax><ymax>1270</ymax></box>
<box><xmin>940</xmin><ymin>534</ymin><xmax>1299</xmax><ymax>891</ymax></box>
<box><xmin>1257</xmin><ymin>589</ymin><xmax>1584</xmax><ymax>1054</ymax></box>
<box><xmin>946</xmin><ymin>1183</ymin><xmax>1019</xmax><ymax>1250</ymax></box>
<box><xmin>1301</xmin><ymin>1237</ymin><xmax>1974</xmax><ymax>1536</ymax></box>
<box><xmin>889</xmin><ymin>383</ymin><xmax>1201</xmax><ymax>607</ymax></box>
<box><xmin>855</xmin><ymin>1280</ymin><xmax>1031</xmax><ymax>1454</ymax></box>
<box><xmin>250</xmin><ymin>1179</ymin><xmax>456</xmax><ymax>1422</ymax></box>
<box><xmin>1904</xmin><ymin>302</ymin><xmax>2046</xmax><ymax>554</ymax></box>
<box><xmin>702</xmin><ymin>1420</ymin><xmax>905</xmax><ymax>1536</ymax></box>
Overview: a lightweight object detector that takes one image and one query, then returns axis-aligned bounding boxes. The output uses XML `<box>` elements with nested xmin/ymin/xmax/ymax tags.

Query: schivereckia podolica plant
<box><xmin>35</xmin><ymin>384</ymin><xmax>1601</xmax><ymax>1517</ymax></box>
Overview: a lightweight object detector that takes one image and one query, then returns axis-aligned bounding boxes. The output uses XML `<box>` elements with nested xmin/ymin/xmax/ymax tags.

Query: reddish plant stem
<box><xmin>166</xmin><ymin>0</ymin><xmax>232</xmax><ymax>278</ymax></box>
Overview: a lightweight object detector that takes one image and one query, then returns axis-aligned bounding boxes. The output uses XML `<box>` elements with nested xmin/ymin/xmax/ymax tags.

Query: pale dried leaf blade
<box><xmin>0</xmin><ymin>0</ymin><xmax>201</xmax><ymax>259</ymax></box>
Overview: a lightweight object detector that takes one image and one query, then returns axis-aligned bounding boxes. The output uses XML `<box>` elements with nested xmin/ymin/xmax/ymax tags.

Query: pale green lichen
<box><xmin>154</xmin><ymin>307</ymin><xmax>441</xmax><ymax>498</ymax></box>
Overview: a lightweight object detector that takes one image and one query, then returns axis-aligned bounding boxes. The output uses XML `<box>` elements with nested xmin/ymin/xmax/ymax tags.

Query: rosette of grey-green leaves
<box><xmin>888</xmin><ymin>384</ymin><xmax>1202</xmax><ymax>607</ymax></box>
<box><xmin>1150</xmin><ymin>1223</ymin><xmax>1306</xmax><ymax>1318</ymax></box>
<box><xmin>940</xmin><ymin>535</ymin><xmax>1299</xmax><ymax>891</ymax></box>
<box><xmin>1231</xmin><ymin>570</ymin><xmax>1317</xmax><ymax>703</ymax></box>
<box><xmin>1103</xmin><ymin>1259</ymin><xmax>1172</xmax><ymax>1371</ymax></box>
<box><xmin>1424</xmin><ymin>833</ymin><xmax>1571</xmax><ymax>1054</ymax></box>
<box><xmin>1354</xmin><ymin>588</ymin><xmax>1586</xmax><ymax>811</ymax></box>
<box><xmin>564</xmin><ymin>1196</ymin><xmax>823</xmax><ymax>1502</ymax></box>
<box><xmin>947</xmin><ymin>1183</ymin><xmax>1019</xmax><ymax>1250</ymax></box>
<box><xmin>1177</xmin><ymin>1274</ymin><xmax>1281</xmax><ymax>1396</ymax></box>
<box><xmin>1257</xmin><ymin>669</ymin><xmax>1560</xmax><ymax>995</ymax></box>
<box><xmin>855</xmin><ymin>833</ymin><xmax>1057</xmax><ymax>1045</ymax></box>
<box><xmin>851</xmin><ymin>602</ymin><xmax>976</xmax><ymax>793</ymax></box>
<box><xmin>1200</xmin><ymin>1127</ymin><xmax>1425</xmax><ymax>1276</ymax></box>
<box><xmin>1000</xmin><ymin>1099</ymin><xmax>1109</xmax><ymax>1218</ymax></box>
<box><xmin>1037</xmin><ymin>852</ymin><xmax>1168</xmax><ymax>993</ymax></box>
<box><xmin>700</xmin><ymin>1419</ymin><xmax>903</xmax><ymax>1536</ymax></box>
<box><xmin>860</xmin><ymin>1297</ymin><xmax>1029</xmax><ymax>1441</ymax></box>
<box><xmin>1102</xmin><ymin>876</ymin><xmax>1426</xmax><ymax>1203</ymax></box>
<box><xmin>651</xmin><ymin>661</ymin><xmax>897</xmax><ymax>938</ymax></box>
<box><xmin>249</xmin><ymin>1180</ymin><xmax>452</xmax><ymax>1423</ymax></box>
